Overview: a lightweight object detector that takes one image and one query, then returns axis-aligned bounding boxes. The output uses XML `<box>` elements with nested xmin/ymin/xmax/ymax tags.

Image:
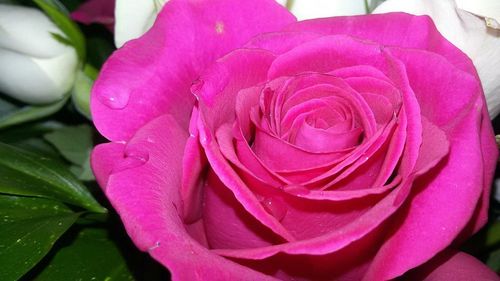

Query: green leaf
<box><xmin>0</xmin><ymin>122</ymin><xmax>63</xmax><ymax>158</ymax></box>
<box><xmin>0</xmin><ymin>96</ymin><xmax>18</xmax><ymax>116</ymax></box>
<box><xmin>69</xmin><ymin>158</ymin><xmax>95</xmax><ymax>181</ymax></box>
<box><xmin>34</xmin><ymin>0</ymin><xmax>86</xmax><ymax>62</ymax></box>
<box><xmin>487</xmin><ymin>248</ymin><xmax>500</xmax><ymax>272</ymax></box>
<box><xmin>43</xmin><ymin>124</ymin><xmax>95</xmax><ymax>181</ymax></box>
<box><xmin>0</xmin><ymin>142</ymin><xmax>105</xmax><ymax>213</ymax></box>
<box><xmin>0</xmin><ymin>122</ymin><xmax>62</xmax><ymax>144</ymax></box>
<box><xmin>44</xmin><ymin>124</ymin><xmax>92</xmax><ymax>165</ymax></box>
<box><xmin>51</xmin><ymin>32</ymin><xmax>72</xmax><ymax>46</ymax></box>
<box><xmin>0</xmin><ymin>97</ymin><xmax>68</xmax><ymax>130</ymax></box>
<box><xmin>0</xmin><ymin>196</ymin><xmax>80</xmax><ymax>281</ymax></box>
<box><xmin>485</xmin><ymin>221</ymin><xmax>500</xmax><ymax>248</ymax></box>
<box><xmin>31</xmin><ymin>227</ymin><xmax>135</xmax><ymax>281</ymax></box>
<box><xmin>71</xmin><ymin>65</ymin><xmax>97</xmax><ymax>119</ymax></box>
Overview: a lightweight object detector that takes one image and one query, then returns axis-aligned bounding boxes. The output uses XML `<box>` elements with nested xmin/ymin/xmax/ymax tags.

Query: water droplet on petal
<box><xmin>113</xmin><ymin>147</ymin><xmax>149</xmax><ymax>173</ymax></box>
<box><xmin>98</xmin><ymin>89</ymin><xmax>130</xmax><ymax>109</ymax></box>
<box><xmin>200</xmin><ymin>135</ymin><xmax>210</xmax><ymax>145</ymax></box>
<box><xmin>261</xmin><ymin>197</ymin><xmax>287</xmax><ymax>221</ymax></box>
<box><xmin>199</xmin><ymin>127</ymin><xmax>212</xmax><ymax>145</ymax></box>
<box><xmin>147</xmin><ymin>241</ymin><xmax>161</xmax><ymax>252</ymax></box>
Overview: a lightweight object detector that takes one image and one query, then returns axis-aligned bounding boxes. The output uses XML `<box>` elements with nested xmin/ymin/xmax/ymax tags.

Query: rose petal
<box><xmin>180</xmin><ymin>106</ymin><xmax>208</xmax><ymax>223</ymax></box>
<box><xmin>401</xmin><ymin>250</ymin><xmax>500</xmax><ymax>281</ymax></box>
<box><xmin>91</xmin><ymin>0</ymin><xmax>295</xmax><ymax>141</ymax></box>
<box><xmin>203</xmin><ymin>169</ymin><xmax>287</xmax><ymax>249</ymax></box>
<box><xmin>212</xmin><ymin>180</ymin><xmax>411</xmax><ymax>259</ymax></box>
<box><xmin>390</xmin><ymin>45</ymin><xmax>497</xmax><ymax>238</ymax></box>
<box><xmin>91</xmin><ymin>142</ymin><xmax>124</xmax><ymax>188</ymax></box>
<box><xmin>462</xmin><ymin>106</ymin><xmax>499</xmax><ymax>235</ymax></box>
<box><xmin>197</xmin><ymin>48</ymin><xmax>297</xmax><ymax>242</ymax></box>
<box><xmin>211</xmin><ymin>109</ymin><xmax>449</xmax><ymax>264</ymax></box>
<box><xmin>364</xmin><ymin>104</ymin><xmax>491</xmax><ymax>280</ymax></box>
<box><xmin>245</xmin><ymin>31</ymin><xmax>322</xmax><ymax>55</ymax></box>
<box><xmin>285</xmin><ymin>13</ymin><xmax>477</xmax><ymax>76</ymax></box>
<box><xmin>91</xmin><ymin>114</ymin><xmax>276</xmax><ymax>280</ymax></box>
<box><xmin>389</xmin><ymin>47</ymin><xmax>480</xmax><ymax>126</ymax></box>
<box><xmin>268</xmin><ymin>35</ymin><xmax>388</xmax><ymax>82</ymax></box>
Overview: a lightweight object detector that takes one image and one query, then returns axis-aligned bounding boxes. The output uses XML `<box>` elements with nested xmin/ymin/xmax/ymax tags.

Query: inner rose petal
<box><xmin>294</xmin><ymin>121</ymin><xmax>363</xmax><ymax>152</ymax></box>
<box><xmin>276</xmin><ymin>117</ymin><xmax>397</xmax><ymax>186</ymax></box>
<box><xmin>203</xmin><ymin>170</ymin><xmax>286</xmax><ymax>250</ymax></box>
<box><xmin>252</xmin><ymin>127</ymin><xmax>352</xmax><ymax>171</ymax></box>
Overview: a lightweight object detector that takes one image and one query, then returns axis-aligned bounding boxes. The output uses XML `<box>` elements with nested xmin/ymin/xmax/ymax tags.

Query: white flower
<box><xmin>374</xmin><ymin>0</ymin><xmax>500</xmax><ymax>119</ymax></box>
<box><xmin>286</xmin><ymin>0</ymin><xmax>368</xmax><ymax>20</ymax></box>
<box><xmin>0</xmin><ymin>4</ymin><xmax>78</xmax><ymax>104</ymax></box>
<box><xmin>114</xmin><ymin>0</ymin><xmax>167</xmax><ymax>48</ymax></box>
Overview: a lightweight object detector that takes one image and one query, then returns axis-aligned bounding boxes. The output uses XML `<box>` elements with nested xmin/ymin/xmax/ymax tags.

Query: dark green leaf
<box><xmin>34</xmin><ymin>0</ymin><xmax>86</xmax><ymax>62</ymax></box>
<box><xmin>0</xmin><ymin>96</ymin><xmax>18</xmax><ymax>116</ymax></box>
<box><xmin>487</xmin><ymin>248</ymin><xmax>500</xmax><ymax>272</ymax></box>
<box><xmin>6</xmin><ymin>138</ymin><xmax>61</xmax><ymax>159</ymax></box>
<box><xmin>485</xmin><ymin>221</ymin><xmax>500</xmax><ymax>248</ymax></box>
<box><xmin>69</xmin><ymin>158</ymin><xmax>94</xmax><ymax>181</ymax></box>
<box><xmin>0</xmin><ymin>196</ymin><xmax>80</xmax><ymax>281</ymax></box>
<box><xmin>0</xmin><ymin>97</ymin><xmax>68</xmax><ymax>130</ymax></box>
<box><xmin>0</xmin><ymin>122</ymin><xmax>62</xmax><ymax>143</ymax></box>
<box><xmin>44</xmin><ymin>124</ymin><xmax>92</xmax><ymax>165</ymax></box>
<box><xmin>0</xmin><ymin>142</ymin><xmax>105</xmax><ymax>213</ymax></box>
<box><xmin>0</xmin><ymin>122</ymin><xmax>63</xmax><ymax>158</ymax></box>
<box><xmin>43</xmin><ymin>124</ymin><xmax>95</xmax><ymax>181</ymax></box>
<box><xmin>31</xmin><ymin>228</ymin><xmax>135</xmax><ymax>281</ymax></box>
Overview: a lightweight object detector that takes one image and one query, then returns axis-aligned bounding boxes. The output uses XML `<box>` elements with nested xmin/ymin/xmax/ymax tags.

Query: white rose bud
<box><xmin>0</xmin><ymin>4</ymin><xmax>78</xmax><ymax>104</ymax></box>
<box><xmin>114</xmin><ymin>0</ymin><xmax>167</xmax><ymax>48</ymax></box>
<box><xmin>374</xmin><ymin>0</ymin><xmax>500</xmax><ymax>119</ymax></box>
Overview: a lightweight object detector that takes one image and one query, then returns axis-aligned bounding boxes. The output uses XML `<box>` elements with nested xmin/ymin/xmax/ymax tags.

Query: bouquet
<box><xmin>0</xmin><ymin>0</ymin><xmax>499</xmax><ymax>280</ymax></box>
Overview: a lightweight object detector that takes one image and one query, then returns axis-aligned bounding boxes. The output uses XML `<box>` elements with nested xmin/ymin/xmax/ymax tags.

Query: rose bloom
<box><xmin>91</xmin><ymin>0</ymin><xmax>499</xmax><ymax>280</ymax></box>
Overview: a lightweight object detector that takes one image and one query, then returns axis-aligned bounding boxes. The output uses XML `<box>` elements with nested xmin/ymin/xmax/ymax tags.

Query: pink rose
<box><xmin>91</xmin><ymin>0</ymin><xmax>499</xmax><ymax>280</ymax></box>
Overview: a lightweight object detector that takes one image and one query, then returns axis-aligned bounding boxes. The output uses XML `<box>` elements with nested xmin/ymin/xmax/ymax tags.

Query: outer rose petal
<box><xmin>374</xmin><ymin>0</ymin><xmax>500</xmax><ymax>119</ymax></box>
<box><xmin>91</xmin><ymin>142</ymin><xmax>124</xmax><ymax>188</ymax></box>
<box><xmin>91</xmin><ymin>115</ymin><xmax>276</xmax><ymax>281</ymax></box>
<box><xmin>363</xmin><ymin>100</ymin><xmax>497</xmax><ymax>280</ymax></box>
<box><xmin>91</xmin><ymin>0</ymin><xmax>295</xmax><ymax>142</ymax></box>
<box><xmin>402</xmin><ymin>250</ymin><xmax>499</xmax><ymax>280</ymax></box>
<box><xmin>284</xmin><ymin>13</ymin><xmax>477</xmax><ymax>77</ymax></box>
